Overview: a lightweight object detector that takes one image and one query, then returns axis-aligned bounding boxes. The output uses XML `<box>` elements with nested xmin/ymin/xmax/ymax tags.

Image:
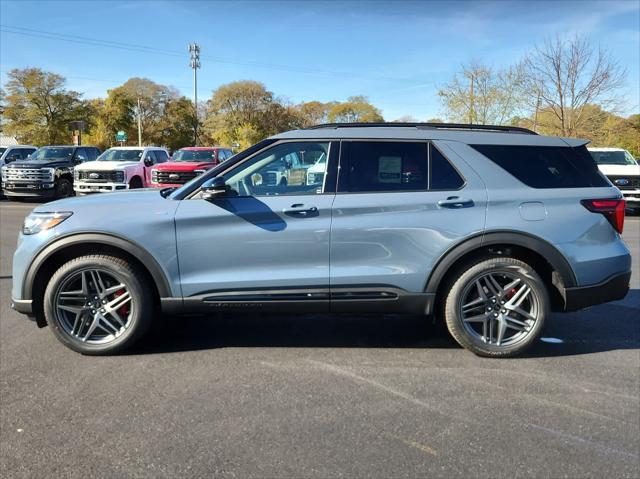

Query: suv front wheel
<box><xmin>444</xmin><ymin>257</ymin><xmax>549</xmax><ymax>357</ymax></box>
<box><xmin>43</xmin><ymin>255</ymin><xmax>152</xmax><ymax>355</ymax></box>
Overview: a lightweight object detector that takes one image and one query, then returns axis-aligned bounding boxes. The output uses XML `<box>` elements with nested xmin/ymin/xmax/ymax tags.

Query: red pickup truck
<box><xmin>150</xmin><ymin>146</ymin><xmax>234</xmax><ymax>188</ymax></box>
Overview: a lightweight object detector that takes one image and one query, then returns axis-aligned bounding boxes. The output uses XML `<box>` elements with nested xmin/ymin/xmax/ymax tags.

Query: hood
<box><xmin>75</xmin><ymin>160</ymin><xmax>140</xmax><ymax>171</ymax></box>
<box><xmin>598</xmin><ymin>164</ymin><xmax>640</xmax><ymax>177</ymax></box>
<box><xmin>36</xmin><ymin>189</ymin><xmax>168</xmax><ymax>213</ymax></box>
<box><xmin>8</xmin><ymin>159</ymin><xmax>72</xmax><ymax>169</ymax></box>
<box><xmin>153</xmin><ymin>161</ymin><xmax>215</xmax><ymax>171</ymax></box>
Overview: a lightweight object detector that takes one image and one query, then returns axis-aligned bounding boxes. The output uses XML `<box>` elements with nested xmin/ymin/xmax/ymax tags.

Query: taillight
<box><xmin>581</xmin><ymin>198</ymin><xmax>626</xmax><ymax>234</ymax></box>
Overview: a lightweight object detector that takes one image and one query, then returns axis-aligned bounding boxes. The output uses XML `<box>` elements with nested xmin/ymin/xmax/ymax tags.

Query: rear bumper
<box><xmin>564</xmin><ymin>270</ymin><xmax>631</xmax><ymax>311</ymax></box>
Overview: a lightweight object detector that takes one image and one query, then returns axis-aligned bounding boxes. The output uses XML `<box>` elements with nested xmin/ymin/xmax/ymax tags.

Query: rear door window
<box><xmin>472</xmin><ymin>144</ymin><xmax>608</xmax><ymax>188</ymax></box>
<box><xmin>340</xmin><ymin>141</ymin><xmax>428</xmax><ymax>192</ymax></box>
<box><xmin>430</xmin><ymin>144</ymin><xmax>465</xmax><ymax>190</ymax></box>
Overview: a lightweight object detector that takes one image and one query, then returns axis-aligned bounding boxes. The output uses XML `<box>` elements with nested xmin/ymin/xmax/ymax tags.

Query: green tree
<box><xmin>160</xmin><ymin>97</ymin><xmax>198</xmax><ymax>151</ymax></box>
<box><xmin>327</xmin><ymin>96</ymin><xmax>383</xmax><ymax>123</ymax></box>
<box><xmin>203</xmin><ymin>80</ymin><xmax>303</xmax><ymax>149</ymax></box>
<box><xmin>2</xmin><ymin>68</ymin><xmax>89</xmax><ymax>145</ymax></box>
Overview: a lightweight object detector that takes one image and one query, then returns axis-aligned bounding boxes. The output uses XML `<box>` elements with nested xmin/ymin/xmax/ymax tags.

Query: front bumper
<box><xmin>3</xmin><ymin>182</ymin><xmax>56</xmax><ymax>198</ymax></box>
<box><xmin>619</xmin><ymin>190</ymin><xmax>640</xmax><ymax>205</ymax></box>
<box><xmin>150</xmin><ymin>182</ymin><xmax>183</xmax><ymax>188</ymax></box>
<box><xmin>74</xmin><ymin>181</ymin><xmax>128</xmax><ymax>194</ymax></box>
<box><xmin>564</xmin><ymin>270</ymin><xmax>631</xmax><ymax>311</ymax></box>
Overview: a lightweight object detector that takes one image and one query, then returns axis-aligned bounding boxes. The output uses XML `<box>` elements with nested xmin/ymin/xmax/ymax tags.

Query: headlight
<box><xmin>43</xmin><ymin>167</ymin><xmax>55</xmax><ymax>179</ymax></box>
<box><xmin>23</xmin><ymin>212</ymin><xmax>73</xmax><ymax>235</ymax></box>
<box><xmin>194</xmin><ymin>169</ymin><xmax>206</xmax><ymax>175</ymax></box>
<box><xmin>73</xmin><ymin>169</ymin><xmax>79</xmax><ymax>180</ymax></box>
<box><xmin>115</xmin><ymin>170</ymin><xmax>125</xmax><ymax>182</ymax></box>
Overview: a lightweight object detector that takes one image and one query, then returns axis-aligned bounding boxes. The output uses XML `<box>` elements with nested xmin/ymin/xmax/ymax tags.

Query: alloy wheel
<box><xmin>54</xmin><ymin>268</ymin><xmax>133</xmax><ymax>344</ymax></box>
<box><xmin>458</xmin><ymin>271</ymin><xmax>539</xmax><ymax>347</ymax></box>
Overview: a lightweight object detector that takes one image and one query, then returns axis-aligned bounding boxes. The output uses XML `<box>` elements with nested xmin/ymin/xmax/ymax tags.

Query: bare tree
<box><xmin>438</xmin><ymin>61</ymin><xmax>526</xmax><ymax>125</ymax></box>
<box><xmin>523</xmin><ymin>36</ymin><xmax>626</xmax><ymax>136</ymax></box>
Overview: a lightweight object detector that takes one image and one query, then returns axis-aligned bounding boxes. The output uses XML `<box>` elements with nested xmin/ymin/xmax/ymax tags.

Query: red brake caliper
<box><xmin>112</xmin><ymin>289</ymin><xmax>130</xmax><ymax>317</ymax></box>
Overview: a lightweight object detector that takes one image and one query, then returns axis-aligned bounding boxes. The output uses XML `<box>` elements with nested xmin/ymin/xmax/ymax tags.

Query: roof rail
<box><xmin>305</xmin><ymin>122</ymin><xmax>538</xmax><ymax>135</ymax></box>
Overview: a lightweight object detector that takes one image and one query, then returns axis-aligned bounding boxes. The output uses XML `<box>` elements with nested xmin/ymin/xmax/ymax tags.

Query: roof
<box><xmin>179</xmin><ymin>146</ymin><xmax>227</xmax><ymax>150</ymax></box>
<box><xmin>270</xmin><ymin>123</ymin><xmax>589</xmax><ymax>147</ymax></box>
<box><xmin>587</xmin><ymin>147</ymin><xmax>628</xmax><ymax>152</ymax></box>
<box><xmin>106</xmin><ymin>146</ymin><xmax>163</xmax><ymax>150</ymax></box>
<box><xmin>0</xmin><ymin>135</ymin><xmax>18</xmax><ymax>147</ymax></box>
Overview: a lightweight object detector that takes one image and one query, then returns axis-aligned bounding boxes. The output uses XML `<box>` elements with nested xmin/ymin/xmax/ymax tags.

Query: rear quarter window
<box><xmin>471</xmin><ymin>145</ymin><xmax>609</xmax><ymax>188</ymax></box>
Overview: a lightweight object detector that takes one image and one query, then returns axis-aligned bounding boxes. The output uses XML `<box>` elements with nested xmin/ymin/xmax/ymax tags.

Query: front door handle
<box><xmin>283</xmin><ymin>204</ymin><xmax>318</xmax><ymax>217</ymax></box>
<box><xmin>437</xmin><ymin>196</ymin><xmax>474</xmax><ymax>208</ymax></box>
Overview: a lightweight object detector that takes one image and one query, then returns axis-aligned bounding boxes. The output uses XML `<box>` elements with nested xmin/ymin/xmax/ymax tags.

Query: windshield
<box><xmin>30</xmin><ymin>147</ymin><xmax>74</xmax><ymax>161</ymax></box>
<box><xmin>590</xmin><ymin>150</ymin><xmax>637</xmax><ymax>166</ymax></box>
<box><xmin>98</xmin><ymin>149</ymin><xmax>143</xmax><ymax>161</ymax></box>
<box><xmin>172</xmin><ymin>149</ymin><xmax>216</xmax><ymax>162</ymax></box>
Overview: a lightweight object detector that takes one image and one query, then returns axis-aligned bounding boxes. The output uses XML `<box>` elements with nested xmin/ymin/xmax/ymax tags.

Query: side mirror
<box><xmin>144</xmin><ymin>157</ymin><xmax>153</xmax><ymax>167</ymax></box>
<box><xmin>201</xmin><ymin>176</ymin><xmax>230</xmax><ymax>200</ymax></box>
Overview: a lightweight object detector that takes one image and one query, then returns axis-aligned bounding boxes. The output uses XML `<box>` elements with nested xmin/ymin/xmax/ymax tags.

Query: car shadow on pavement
<box><xmin>128</xmin><ymin>290</ymin><xmax>639</xmax><ymax>357</ymax></box>
<box><xmin>131</xmin><ymin>313</ymin><xmax>457</xmax><ymax>354</ymax></box>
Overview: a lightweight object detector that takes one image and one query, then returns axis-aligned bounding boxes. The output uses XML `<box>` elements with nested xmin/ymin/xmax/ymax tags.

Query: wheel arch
<box><xmin>426</xmin><ymin>231</ymin><xmax>577</xmax><ymax>313</ymax></box>
<box><xmin>25</xmin><ymin>233</ymin><xmax>172</xmax><ymax>326</ymax></box>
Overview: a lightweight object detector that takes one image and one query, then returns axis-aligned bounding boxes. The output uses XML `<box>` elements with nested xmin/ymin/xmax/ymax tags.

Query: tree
<box><xmin>523</xmin><ymin>36</ymin><xmax>626</xmax><ymax>136</ymax></box>
<box><xmin>2</xmin><ymin>68</ymin><xmax>89</xmax><ymax>145</ymax></box>
<box><xmin>327</xmin><ymin>96</ymin><xmax>383</xmax><ymax>123</ymax></box>
<box><xmin>438</xmin><ymin>61</ymin><xmax>525</xmax><ymax>125</ymax></box>
<box><xmin>160</xmin><ymin>97</ymin><xmax>198</xmax><ymax>151</ymax></box>
<box><xmin>203</xmin><ymin>80</ymin><xmax>303</xmax><ymax>149</ymax></box>
<box><xmin>295</xmin><ymin>101</ymin><xmax>334</xmax><ymax>127</ymax></box>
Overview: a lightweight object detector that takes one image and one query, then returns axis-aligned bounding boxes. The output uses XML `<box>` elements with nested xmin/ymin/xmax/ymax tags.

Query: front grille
<box><xmin>2</xmin><ymin>167</ymin><xmax>53</xmax><ymax>182</ymax></box>
<box><xmin>607</xmin><ymin>175</ymin><xmax>640</xmax><ymax>190</ymax></box>
<box><xmin>78</xmin><ymin>171</ymin><xmax>123</xmax><ymax>182</ymax></box>
<box><xmin>262</xmin><ymin>171</ymin><xmax>278</xmax><ymax>186</ymax></box>
<box><xmin>153</xmin><ymin>170</ymin><xmax>197</xmax><ymax>184</ymax></box>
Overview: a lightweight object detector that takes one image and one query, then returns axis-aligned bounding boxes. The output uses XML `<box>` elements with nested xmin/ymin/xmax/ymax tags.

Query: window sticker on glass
<box><xmin>378</xmin><ymin>156</ymin><xmax>402</xmax><ymax>183</ymax></box>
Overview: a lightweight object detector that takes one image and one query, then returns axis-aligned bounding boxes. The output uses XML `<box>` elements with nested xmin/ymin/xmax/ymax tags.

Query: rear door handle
<box><xmin>437</xmin><ymin>196</ymin><xmax>474</xmax><ymax>208</ymax></box>
<box><xmin>283</xmin><ymin>204</ymin><xmax>318</xmax><ymax>217</ymax></box>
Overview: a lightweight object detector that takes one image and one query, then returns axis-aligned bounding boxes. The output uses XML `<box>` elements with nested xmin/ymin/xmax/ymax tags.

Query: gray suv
<box><xmin>11</xmin><ymin>123</ymin><xmax>631</xmax><ymax>357</ymax></box>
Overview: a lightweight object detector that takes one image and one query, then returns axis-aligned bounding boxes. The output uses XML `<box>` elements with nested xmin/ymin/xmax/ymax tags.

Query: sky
<box><xmin>1</xmin><ymin>0</ymin><xmax>639</xmax><ymax>120</ymax></box>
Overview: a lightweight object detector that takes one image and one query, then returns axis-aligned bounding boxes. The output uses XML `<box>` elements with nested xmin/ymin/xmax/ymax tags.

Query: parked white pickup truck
<box><xmin>589</xmin><ymin>148</ymin><xmax>640</xmax><ymax>212</ymax></box>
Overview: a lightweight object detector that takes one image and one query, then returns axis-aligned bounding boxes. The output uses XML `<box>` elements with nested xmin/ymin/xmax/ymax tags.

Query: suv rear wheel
<box><xmin>444</xmin><ymin>257</ymin><xmax>549</xmax><ymax>357</ymax></box>
<box><xmin>43</xmin><ymin>255</ymin><xmax>152</xmax><ymax>355</ymax></box>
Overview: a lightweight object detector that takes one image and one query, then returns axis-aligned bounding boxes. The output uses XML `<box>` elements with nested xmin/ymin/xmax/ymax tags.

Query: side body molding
<box><xmin>424</xmin><ymin>230</ymin><xmax>577</xmax><ymax>294</ymax></box>
<box><xmin>22</xmin><ymin>233</ymin><xmax>173</xmax><ymax>300</ymax></box>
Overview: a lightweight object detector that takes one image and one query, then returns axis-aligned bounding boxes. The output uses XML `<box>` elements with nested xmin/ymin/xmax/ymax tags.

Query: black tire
<box><xmin>55</xmin><ymin>178</ymin><xmax>73</xmax><ymax>198</ymax></box>
<box><xmin>43</xmin><ymin>255</ymin><xmax>153</xmax><ymax>355</ymax></box>
<box><xmin>129</xmin><ymin>177</ymin><xmax>143</xmax><ymax>189</ymax></box>
<box><xmin>443</xmin><ymin>257</ymin><xmax>549</xmax><ymax>358</ymax></box>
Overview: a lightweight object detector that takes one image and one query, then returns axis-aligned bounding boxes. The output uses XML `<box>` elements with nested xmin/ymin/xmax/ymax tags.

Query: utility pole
<box><xmin>137</xmin><ymin>97</ymin><xmax>142</xmax><ymax>147</ymax></box>
<box><xmin>468</xmin><ymin>72</ymin><xmax>475</xmax><ymax>125</ymax></box>
<box><xmin>189</xmin><ymin>43</ymin><xmax>201</xmax><ymax>146</ymax></box>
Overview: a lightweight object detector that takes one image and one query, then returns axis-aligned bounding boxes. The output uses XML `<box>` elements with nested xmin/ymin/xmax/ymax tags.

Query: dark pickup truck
<box><xmin>1</xmin><ymin>145</ymin><xmax>100</xmax><ymax>201</ymax></box>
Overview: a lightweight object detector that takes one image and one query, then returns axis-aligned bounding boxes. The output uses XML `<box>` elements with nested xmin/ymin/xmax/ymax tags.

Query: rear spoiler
<box><xmin>561</xmin><ymin>138</ymin><xmax>590</xmax><ymax>148</ymax></box>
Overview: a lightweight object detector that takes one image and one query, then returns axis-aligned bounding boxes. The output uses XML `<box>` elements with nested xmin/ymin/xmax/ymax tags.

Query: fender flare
<box><xmin>424</xmin><ymin>230</ymin><xmax>577</xmax><ymax>294</ymax></box>
<box><xmin>23</xmin><ymin>232</ymin><xmax>172</xmax><ymax>300</ymax></box>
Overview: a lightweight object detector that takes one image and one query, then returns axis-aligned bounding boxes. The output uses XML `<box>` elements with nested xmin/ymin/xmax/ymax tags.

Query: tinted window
<box><xmin>343</xmin><ymin>141</ymin><xmax>428</xmax><ymax>192</ymax></box>
<box><xmin>145</xmin><ymin>151</ymin><xmax>157</xmax><ymax>163</ymax></box>
<box><xmin>472</xmin><ymin>145</ymin><xmax>609</xmax><ymax>188</ymax></box>
<box><xmin>87</xmin><ymin>148</ymin><xmax>99</xmax><ymax>160</ymax></box>
<box><xmin>590</xmin><ymin>150</ymin><xmax>637</xmax><ymax>166</ymax></box>
<box><xmin>430</xmin><ymin>145</ymin><xmax>464</xmax><ymax>190</ymax></box>
<box><xmin>155</xmin><ymin>150</ymin><xmax>169</xmax><ymax>163</ymax></box>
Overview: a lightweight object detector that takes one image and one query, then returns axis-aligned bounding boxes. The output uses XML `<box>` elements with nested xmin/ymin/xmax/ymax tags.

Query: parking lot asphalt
<box><xmin>0</xmin><ymin>199</ymin><xmax>638</xmax><ymax>478</ymax></box>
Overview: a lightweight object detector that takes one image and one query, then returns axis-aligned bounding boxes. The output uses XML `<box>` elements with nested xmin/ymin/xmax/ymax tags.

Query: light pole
<box><xmin>189</xmin><ymin>43</ymin><xmax>201</xmax><ymax>145</ymax></box>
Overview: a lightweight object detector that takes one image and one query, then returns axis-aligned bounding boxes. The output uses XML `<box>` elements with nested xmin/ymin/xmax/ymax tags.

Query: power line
<box><xmin>0</xmin><ymin>24</ymin><xmax>414</xmax><ymax>82</ymax></box>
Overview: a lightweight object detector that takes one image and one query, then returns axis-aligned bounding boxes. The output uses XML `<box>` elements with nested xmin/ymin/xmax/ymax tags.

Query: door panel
<box><xmin>174</xmin><ymin>140</ymin><xmax>336</xmax><ymax>303</ymax></box>
<box><xmin>175</xmin><ymin>195</ymin><xmax>334</xmax><ymax>298</ymax></box>
<box><xmin>330</xmin><ymin>140</ymin><xmax>487</xmax><ymax>294</ymax></box>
